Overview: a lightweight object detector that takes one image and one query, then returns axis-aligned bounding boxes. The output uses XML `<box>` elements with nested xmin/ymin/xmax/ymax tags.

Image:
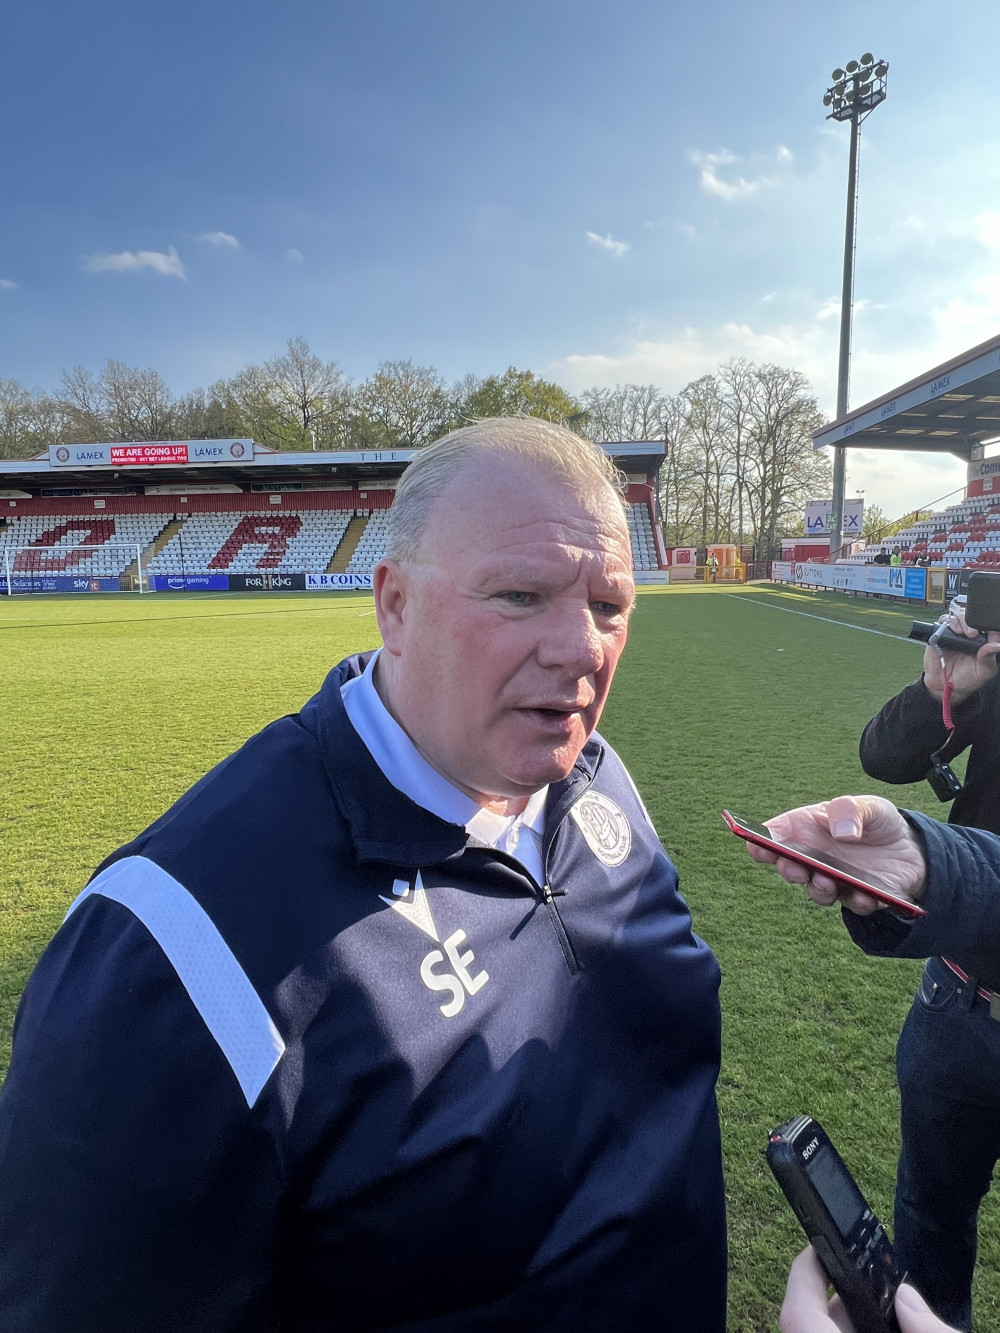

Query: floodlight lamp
<box><xmin>846</xmin><ymin>59</ymin><xmax>859</xmax><ymax>72</ymax></box>
<box><xmin>860</xmin><ymin>81</ymin><xmax>872</xmax><ymax>95</ymax></box>
<box><xmin>823</xmin><ymin>93</ymin><xmax>833</xmax><ymax>106</ymax></box>
<box><xmin>832</xmin><ymin>67</ymin><xmax>845</xmax><ymax>79</ymax></box>
<box><xmin>861</xmin><ymin>52</ymin><xmax>873</xmax><ymax>64</ymax></box>
<box><xmin>874</xmin><ymin>62</ymin><xmax>887</xmax><ymax>77</ymax></box>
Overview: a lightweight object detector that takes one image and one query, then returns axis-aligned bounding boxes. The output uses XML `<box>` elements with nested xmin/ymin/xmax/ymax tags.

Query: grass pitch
<box><xmin>1</xmin><ymin>584</ymin><xmax>996</xmax><ymax>1329</ymax></box>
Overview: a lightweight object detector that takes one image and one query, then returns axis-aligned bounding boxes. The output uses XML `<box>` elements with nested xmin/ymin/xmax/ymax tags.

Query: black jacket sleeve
<box><xmin>0</xmin><ymin>896</ymin><xmax>284</xmax><ymax>1332</ymax></box>
<box><xmin>842</xmin><ymin>811</ymin><xmax>1000</xmax><ymax>966</ymax></box>
<box><xmin>859</xmin><ymin>677</ymin><xmax>986</xmax><ymax>784</ymax></box>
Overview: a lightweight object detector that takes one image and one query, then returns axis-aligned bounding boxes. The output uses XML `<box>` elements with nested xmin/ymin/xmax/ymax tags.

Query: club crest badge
<box><xmin>571</xmin><ymin>792</ymin><xmax>631</xmax><ymax>866</ymax></box>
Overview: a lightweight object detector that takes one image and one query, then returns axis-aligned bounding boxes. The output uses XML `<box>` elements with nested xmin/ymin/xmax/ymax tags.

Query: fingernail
<box><xmin>894</xmin><ymin>1284</ymin><xmax>925</xmax><ymax>1312</ymax></box>
<box><xmin>832</xmin><ymin>820</ymin><xmax>859</xmax><ymax>838</ymax></box>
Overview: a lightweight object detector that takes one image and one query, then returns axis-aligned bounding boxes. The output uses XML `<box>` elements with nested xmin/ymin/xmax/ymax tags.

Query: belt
<box><xmin>941</xmin><ymin>957</ymin><xmax>1000</xmax><ymax>1020</ymax></box>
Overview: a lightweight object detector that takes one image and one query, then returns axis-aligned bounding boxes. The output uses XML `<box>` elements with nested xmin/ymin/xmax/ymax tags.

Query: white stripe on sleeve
<box><xmin>66</xmin><ymin>855</ymin><xmax>285</xmax><ymax>1107</ymax></box>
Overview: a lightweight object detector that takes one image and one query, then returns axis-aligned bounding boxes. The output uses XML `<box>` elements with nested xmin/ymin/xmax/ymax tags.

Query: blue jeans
<box><xmin>895</xmin><ymin>956</ymin><xmax>1000</xmax><ymax>1332</ymax></box>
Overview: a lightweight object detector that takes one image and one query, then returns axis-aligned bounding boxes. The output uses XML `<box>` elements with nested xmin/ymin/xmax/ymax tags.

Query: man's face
<box><xmin>374</xmin><ymin>457</ymin><xmax>635</xmax><ymax>813</ymax></box>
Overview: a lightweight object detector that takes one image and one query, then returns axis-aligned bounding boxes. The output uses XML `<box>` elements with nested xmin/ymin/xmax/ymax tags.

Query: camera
<box><xmin>767</xmin><ymin>1115</ymin><xmax>903</xmax><ymax>1333</ymax></box>
<box><xmin>909</xmin><ymin>570</ymin><xmax>1000</xmax><ymax>656</ymax></box>
<box><xmin>966</xmin><ymin>570</ymin><xmax>1000</xmax><ymax>631</ymax></box>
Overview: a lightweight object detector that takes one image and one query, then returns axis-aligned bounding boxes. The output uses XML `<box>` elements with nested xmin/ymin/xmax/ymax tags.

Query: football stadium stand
<box><xmin>0</xmin><ymin>439</ymin><xmax>669</xmax><ymax>593</ymax></box>
<box><xmin>865</xmin><ymin>496</ymin><xmax>1000</xmax><ymax>569</ymax></box>
<box><xmin>145</xmin><ymin>510</ymin><xmax>354</xmax><ymax>576</ymax></box>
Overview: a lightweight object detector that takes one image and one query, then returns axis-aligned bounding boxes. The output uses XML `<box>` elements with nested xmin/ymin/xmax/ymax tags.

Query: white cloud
<box><xmin>553</xmin><ymin>319</ymin><xmax>834</xmax><ymax>403</ymax></box>
<box><xmin>815</xmin><ymin>297</ymin><xmax>884</xmax><ymax>322</ymax></box>
<box><xmin>689</xmin><ymin>146</ymin><xmax>792</xmax><ymax>202</ymax></box>
<box><xmin>760</xmin><ymin>292</ymin><xmax>776</xmax><ymax>304</ymax></box>
<box><xmin>198</xmin><ymin>230</ymin><xmax>239</xmax><ymax>248</ymax></box>
<box><xmin>549</xmin><ymin>313</ymin><xmax>976</xmax><ymax>520</ymax></box>
<box><xmin>586</xmin><ymin>231</ymin><xmax>629</xmax><ymax>257</ymax></box>
<box><xmin>83</xmin><ymin>245</ymin><xmax>186</xmax><ymax>278</ymax></box>
<box><xmin>845</xmin><ymin>449</ymin><xmax>968</xmax><ymax>521</ymax></box>
<box><xmin>284</xmin><ymin>247</ymin><xmax>304</xmax><ymax>262</ymax></box>
<box><xmin>0</xmin><ymin>278</ymin><xmax>16</xmax><ymax>290</ymax></box>
<box><xmin>931</xmin><ymin>273</ymin><xmax>1000</xmax><ymax>347</ymax></box>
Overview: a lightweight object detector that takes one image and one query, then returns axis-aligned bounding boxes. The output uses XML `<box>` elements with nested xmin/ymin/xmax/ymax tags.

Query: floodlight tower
<box><xmin>823</xmin><ymin>54</ymin><xmax>888</xmax><ymax>563</ymax></box>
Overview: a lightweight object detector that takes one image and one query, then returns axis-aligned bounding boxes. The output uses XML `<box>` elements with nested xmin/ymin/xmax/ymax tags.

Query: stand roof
<box><xmin>813</xmin><ymin>332</ymin><xmax>1000</xmax><ymax>461</ymax></box>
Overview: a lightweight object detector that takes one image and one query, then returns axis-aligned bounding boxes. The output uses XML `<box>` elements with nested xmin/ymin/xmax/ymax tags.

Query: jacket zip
<box><xmin>540</xmin><ymin>882</ymin><xmax>580</xmax><ymax>975</ymax></box>
<box><xmin>475</xmin><ymin>845</ymin><xmax>581</xmax><ymax>977</ymax></box>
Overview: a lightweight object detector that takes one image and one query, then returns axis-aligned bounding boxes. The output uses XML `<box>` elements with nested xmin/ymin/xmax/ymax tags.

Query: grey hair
<box><xmin>382</xmin><ymin>417</ymin><xmax>626</xmax><ymax>561</ymax></box>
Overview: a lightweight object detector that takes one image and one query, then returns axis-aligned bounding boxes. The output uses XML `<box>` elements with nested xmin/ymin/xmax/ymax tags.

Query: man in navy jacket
<box><xmin>0</xmin><ymin>418</ymin><xmax>726</xmax><ymax>1331</ymax></box>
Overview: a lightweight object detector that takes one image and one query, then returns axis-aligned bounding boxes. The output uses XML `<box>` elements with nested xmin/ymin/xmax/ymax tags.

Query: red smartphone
<box><xmin>722</xmin><ymin>809</ymin><xmax>927</xmax><ymax>918</ymax></box>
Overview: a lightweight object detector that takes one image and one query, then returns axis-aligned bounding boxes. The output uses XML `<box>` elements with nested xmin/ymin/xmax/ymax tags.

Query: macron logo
<box><xmin>379</xmin><ymin>870</ymin><xmax>439</xmax><ymax>940</ymax></box>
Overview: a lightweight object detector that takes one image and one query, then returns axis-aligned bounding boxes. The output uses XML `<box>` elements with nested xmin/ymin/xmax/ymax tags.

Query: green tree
<box><xmin>451</xmin><ymin>367</ymin><xmax>583</xmax><ymax>429</ymax></box>
<box><xmin>350</xmin><ymin>360</ymin><xmax>450</xmax><ymax>448</ymax></box>
<box><xmin>862</xmin><ymin>503</ymin><xmax>888</xmax><ymax>543</ymax></box>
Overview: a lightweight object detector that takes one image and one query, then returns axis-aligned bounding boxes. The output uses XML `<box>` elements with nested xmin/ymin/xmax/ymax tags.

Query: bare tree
<box><xmin>58</xmin><ymin>366</ymin><xmax>108</xmax><ymax>441</ymax></box>
<box><xmin>656</xmin><ymin>393</ymin><xmax>704</xmax><ymax>547</ymax></box>
<box><xmin>716</xmin><ymin>359</ymin><xmax>757</xmax><ymax>544</ymax></box>
<box><xmin>173</xmin><ymin>385</ymin><xmax>254</xmax><ymax>441</ymax></box>
<box><xmin>99</xmin><ymin>360</ymin><xmax>176</xmax><ymax>440</ymax></box>
<box><xmin>741</xmin><ymin>364</ymin><xmax>829</xmax><ymax>556</ymax></box>
<box><xmin>263</xmin><ymin>337</ymin><xmax>351</xmax><ymax>448</ymax></box>
<box><xmin>682</xmin><ymin>375</ymin><xmax>733</xmax><ymax>544</ymax></box>
<box><xmin>0</xmin><ymin>380</ymin><xmax>47</xmax><ymax>459</ymax></box>
<box><xmin>648</xmin><ymin>362</ymin><xmax>831</xmax><ymax>554</ymax></box>
<box><xmin>578</xmin><ymin>383</ymin><xmax>671</xmax><ymax>443</ymax></box>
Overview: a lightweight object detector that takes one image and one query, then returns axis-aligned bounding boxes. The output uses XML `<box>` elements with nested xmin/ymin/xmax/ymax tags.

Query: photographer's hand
<box><xmin>744</xmin><ymin>795</ymin><xmax>926</xmax><ymax>915</ymax></box>
<box><xmin>922</xmin><ymin>608</ymin><xmax>1000</xmax><ymax>704</ymax></box>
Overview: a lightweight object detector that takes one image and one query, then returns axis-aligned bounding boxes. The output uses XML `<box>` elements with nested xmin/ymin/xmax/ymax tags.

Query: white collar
<box><xmin>341</xmin><ymin>651</ymin><xmax>548</xmax><ymax>854</ymax></box>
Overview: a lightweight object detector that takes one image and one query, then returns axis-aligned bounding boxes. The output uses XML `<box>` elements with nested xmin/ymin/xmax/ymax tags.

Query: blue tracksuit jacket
<box><xmin>0</xmin><ymin>652</ymin><xmax>726</xmax><ymax>1331</ymax></box>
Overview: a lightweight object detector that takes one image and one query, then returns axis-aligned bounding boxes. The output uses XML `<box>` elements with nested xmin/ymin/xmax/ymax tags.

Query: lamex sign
<box><xmin>188</xmin><ymin>440</ymin><xmax>252</xmax><ymax>462</ymax></box>
<box><xmin>49</xmin><ymin>440</ymin><xmax>253</xmax><ymax>467</ymax></box>
<box><xmin>49</xmin><ymin>444</ymin><xmax>111</xmax><ymax>466</ymax></box>
<box><xmin>805</xmin><ymin>498</ymin><xmax>864</xmax><ymax>536</ymax></box>
<box><xmin>306</xmin><ymin>572</ymin><xmax>374</xmax><ymax>591</ymax></box>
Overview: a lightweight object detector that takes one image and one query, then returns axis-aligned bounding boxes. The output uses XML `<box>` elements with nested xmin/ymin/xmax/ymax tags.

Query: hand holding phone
<box><xmin>723</xmin><ymin>798</ymin><xmax>927</xmax><ymax>918</ymax></box>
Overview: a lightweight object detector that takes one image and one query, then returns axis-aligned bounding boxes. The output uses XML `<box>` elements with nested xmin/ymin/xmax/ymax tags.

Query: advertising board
<box><xmin>0</xmin><ymin>575</ymin><xmax>121</xmax><ymax>593</ymax></box>
<box><xmin>150</xmin><ymin>575</ymin><xmax>231</xmax><ymax>592</ymax></box>
<box><xmin>305</xmin><ymin>572</ymin><xmax>374</xmax><ymax>591</ymax></box>
<box><xmin>805</xmin><ymin>498</ymin><xmax>864</xmax><ymax>538</ymax></box>
<box><xmin>49</xmin><ymin>440</ymin><xmax>254</xmax><ymax>467</ymax></box>
<box><xmin>790</xmin><ymin>562</ymin><xmax>927</xmax><ymax>600</ymax></box>
<box><xmin>227</xmin><ymin>573</ymin><xmax>305</xmax><ymax>591</ymax></box>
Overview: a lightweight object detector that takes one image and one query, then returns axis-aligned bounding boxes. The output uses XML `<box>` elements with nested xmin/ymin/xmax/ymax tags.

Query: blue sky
<box><xmin>3</xmin><ymin>0</ymin><xmax>1000</xmax><ymax>517</ymax></box>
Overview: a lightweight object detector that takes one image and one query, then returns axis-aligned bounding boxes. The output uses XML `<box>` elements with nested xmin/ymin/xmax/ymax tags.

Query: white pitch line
<box><xmin>724</xmin><ymin>592</ymin><xmax>917</xmax><ymax>643</ymax></box>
